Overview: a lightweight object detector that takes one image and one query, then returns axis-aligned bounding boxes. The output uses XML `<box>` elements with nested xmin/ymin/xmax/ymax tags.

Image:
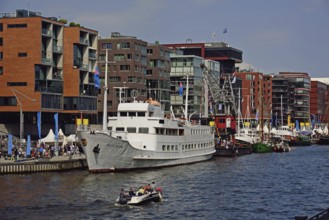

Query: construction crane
<box><xmin>200</xmin><ymin>63</ymin><xmax>237</xmax><ymax>140</ymax></box>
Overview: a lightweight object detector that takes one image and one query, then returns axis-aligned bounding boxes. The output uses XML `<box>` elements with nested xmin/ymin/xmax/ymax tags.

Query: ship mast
<box><xmin>102</xmin><ymin>49</ymin><xmax>108</xmax><ymax>131</ymax></box>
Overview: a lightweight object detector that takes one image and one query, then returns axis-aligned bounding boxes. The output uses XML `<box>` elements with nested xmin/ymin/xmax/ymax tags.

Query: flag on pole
<box><xmin>223</xmin><ymin>28</ymin><xmax>228</xmax><ymax>34</ymax></box>
<box><xmin>26</xmin><ymin>135</ymin><xmax>31</xmax><ymax>157</ymax></box>
<box><xmin>94</xmin><ymin>66</ymin><xmax>101</xmax><ymax>88</ymax></box>
<box><xmin>37</xmin><ymin>111</ymin><xmax>41</xmax><ymax>139</ymax></box>
<box><xmin>8</xmin><ymin>134</ymin><xmax>12</xmax><ymax>155</ymax></box>
<box><xmin>296</xmin><ymin>119</ymin><xmax>300</xmax><ymax>131</ymax></box>
<box><xmin>179</xmin><ymin>82</ymin><xmax>183</xmax><ymax>96</ymax></box>
<box><xmin>231</xmin><ymin>72</ymin><xmax>236</xmax><ymax>84</ymax></box>
<box><xmin>212</xmin><ymin>31</ymin><xmax>216</xmax><ymax>39</ymax></box>
<box><xmin>54</xmin><ymin>113</ymin><xmax>58</xmax><ymax>141</ymax></box>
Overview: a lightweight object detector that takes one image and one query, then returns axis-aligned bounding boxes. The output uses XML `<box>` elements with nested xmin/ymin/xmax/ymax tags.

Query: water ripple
<box><xmin>1</xmin><ymin>145</ymin><xmax>329</xmax><ymax>219</ymax></box>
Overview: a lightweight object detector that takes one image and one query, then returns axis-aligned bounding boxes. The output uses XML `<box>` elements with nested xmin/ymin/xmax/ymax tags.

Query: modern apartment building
<box><xmin>235</xmin><ymin>72</ymin><xmax>272</xmax><ymax>127</ymax></box>
<box><xmin>163</xmin><ymin>41</ymin><xmax>242</xmax><ymax>75</ymax></box>
<box><xmin>97</xmin><ymin>33</ymin><xmax>148</xmax><ymax>117</ymax></box>
<box><xmin>272</xmin><ymin>72</ymin><xmax>311</xmax><ymax>126</ymax></box>
<box><xmin>97</xmin><ymin>33</ymin><xmax>173</xmax><ymax>118</ymax></box>
<box><xmin>310</xmin><ymin>80</ymin><xmax>328</xmax><ymax>124</ymax></box>
<box><xmin>170</xmin><ymin>54</ymin><xmax>221</xmax><ymax>120</ymax></box>
<box><xmin>146</xmin><ymin>43</ymin><xmax>172</xmax><ymax>112</ymax></box>
<box><xmin>0</xmin><ymin>10</ymin><xmax>98</xmax><ymax>138</ymax></box>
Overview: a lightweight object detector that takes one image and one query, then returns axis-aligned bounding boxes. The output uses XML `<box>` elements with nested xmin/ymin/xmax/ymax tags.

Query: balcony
<box><xmin>79</xmin><ymin>38</ymin><xmax>89</xmax><ymax>45</ymax></box>
<box><xmin>80</xmin><ymin>64</ymin><xmax>89</xmax><ymax>71</ymax></box>
<box><xmin>89</xmin><ymin>52</ymin><xmax>97</xmax><ymax>60</ymax></box>
<box><xmin>53</xmin><ymin>45</ymin><xmax>63</xmax><ymax>53</ymax></box>
<box><xmin>80</xmin><ymin>84</ymin><xmax>98</xmax><ymax>96</ymax></box>
<box><xmin>42</xmin><ymin>58</ymin><xmax>53</xmax><ymax>66</ymax></box>
<box><xmin>42</xmin><ymin>29</ymin><xmax>52</xmax><ymax>37</ymax></box>
<box><xmin>35</xmin><ymin>80</ymin><xmax>63</xmax><ymax>94</ymax></box>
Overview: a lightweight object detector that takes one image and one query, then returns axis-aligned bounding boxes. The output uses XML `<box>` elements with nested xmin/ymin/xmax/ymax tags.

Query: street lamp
<box><xmin>12</xmin><ymin>89</ymin><xmax>36</xmax><ymax>147</ymax></box>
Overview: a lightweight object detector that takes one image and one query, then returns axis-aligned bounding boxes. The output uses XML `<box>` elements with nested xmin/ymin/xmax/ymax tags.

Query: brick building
<box><xmin>0</xmin><ymin>10</ymin><xmax>98</xmax><ymax>138</ymax></box>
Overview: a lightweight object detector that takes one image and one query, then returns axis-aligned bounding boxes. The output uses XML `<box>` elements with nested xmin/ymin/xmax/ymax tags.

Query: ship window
<box><xmin>128</xmin><ymin>112</ymin><xmax>136</xmax><ymax>117</ymax></box>
<box><xmin>159</xmin><ymin>119</ymin><xmax>164</xmax><ymax>124</ymax></box>
<box><xmin>137</xmin><ymin>112</ymin><xmax>145</xmax><ymax>117</ymax></box>
<box><xmin>171</xmin><ymin>145</ymin><xmax>174</xmax><ymax>151</ymax></box>
<box><xmin>108</xmin><ymin>127</ymin><xmax>112</xmax><ymax>131</ymax></box>
<box><xmin>162</xmin><ymin>145</ymin><xmax>165</xmax><ymax>151</ymax></box>
<box><xmin>127</xmin><ymin>127</ymin><xmax>136</xmax><ymax>133</ymax></box>
<box><xmin>179</xmin><ymin>129</ymin><xmax>184</xmax><ymax>136</ymax></box>
<box><xmin>175</xmin><ymin>145</ymin><xmax>178</xmax><ymax>151</ymax></box>
<box><xmin>167</xmin><ymin>145</ymin><xmax>170</xmax><ymax>151</ymax></box>
<box><xmin>120</xmin><ymin>112</ymin><xmax>127</xmax><ymax>116</ymax></box>
<box><xmin>116</xmin><ymin>127</ymin><xmax>124</xmax><ymax>131</ymax></box>
<box><xmin>139</xmin><ymin>127</ymin><xmax>149</xmax><ymax>133</ymax></box>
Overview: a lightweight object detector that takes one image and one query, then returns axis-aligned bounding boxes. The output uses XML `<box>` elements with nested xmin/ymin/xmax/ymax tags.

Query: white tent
<box><xmin>263</xmin><ymin>125</ymin><xmax>269</xmax><ymax>134</ymax></box>
<box><xmin>270</xmin><ymin>127</ymin><xmax>277</xmax><ymax>134</ymax></box>
<box><xmin>39</xmin><ymin>129</ymin><xmax>66</xmax><ymax>144</ymax></box>
<box><xmin>39</xmin><ymin>129</ymin><xmax>56</xmax><ymax>143</ymax></box>
<box><xmin>65</xmin><ymin>134</ymin><xmax>78</xmax><ymax>143</ymax></box>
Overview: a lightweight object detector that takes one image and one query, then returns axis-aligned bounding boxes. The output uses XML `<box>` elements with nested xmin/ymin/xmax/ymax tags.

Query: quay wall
<box><xmin>0</xmin><ymin>158</ymin><xmax>87</xmax><ymax>174</ymax></box>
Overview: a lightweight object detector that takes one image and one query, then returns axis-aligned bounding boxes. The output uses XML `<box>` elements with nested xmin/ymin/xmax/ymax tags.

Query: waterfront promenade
<box><xmin>0</xmin><ymin>154</ymin><xmax>87</xmax><ymax>174</ymax></box>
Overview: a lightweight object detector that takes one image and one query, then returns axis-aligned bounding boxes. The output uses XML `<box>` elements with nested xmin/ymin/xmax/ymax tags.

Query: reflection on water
<box><xmin>1</xmin><ymin>145</ymin><xmax>329</xmax><ymax>219</ymax></box>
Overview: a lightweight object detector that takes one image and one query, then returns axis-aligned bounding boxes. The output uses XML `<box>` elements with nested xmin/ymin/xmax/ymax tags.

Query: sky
<box><xmin>1</xmin><ymin>0</ymin><xmax>329</xmax><ymax>77</ymax></box>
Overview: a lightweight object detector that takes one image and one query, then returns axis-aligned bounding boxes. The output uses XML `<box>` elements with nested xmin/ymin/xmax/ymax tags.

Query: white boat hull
<box><xmin>78</xmin><ymin>131</ymin><xmax>215</xmax><ymax>172</ymax></box>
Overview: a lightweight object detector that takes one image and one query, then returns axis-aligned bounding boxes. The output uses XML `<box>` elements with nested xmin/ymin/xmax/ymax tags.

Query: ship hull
<box><xmin>78</xmin><ymin>131</ymin><xmax>215</xmax><ymax>172</ymax></box>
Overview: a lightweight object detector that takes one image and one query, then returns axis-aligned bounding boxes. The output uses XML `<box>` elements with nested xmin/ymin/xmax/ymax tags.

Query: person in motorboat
<box><xmin>116</xmin><ymin>185</ymin><xmax>163</xmax><ymax>205</ymax></box>
<box><xmin>150</xmin><ymin>181</ymin><xmax>156</xmax><ymax>191</ymax></box>
<box><xmin>128</xmin><ymin>187</ymin><xmax>135</xmax><ymax>196</ymax></box>
<box><xmin>117</xmin><ymin>188</ymin><xmax>131</xmax><ymax>205</ymax></box>
<box><xmin>144</xmin><ymin>184</ymin><xmax>152</xmax><ymax>193</ymax></box>
<box><xmin>137</xmin><ymin>186</ymin><xmax>145</xmax><ymax>196</ymax></box>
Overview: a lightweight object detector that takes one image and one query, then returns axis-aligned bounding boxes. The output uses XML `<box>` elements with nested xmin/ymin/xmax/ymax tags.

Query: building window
<box><xmin>7</xmin><ymin>23</ymin><xmax>27</xmax><ymax>28</ymax></box>
<box><xmin>18</xmin><ymin>52</ymin><xmax>27</xmax><ymax>57</ymax></box>
<box><xmin>128</xmin><ymin>76</ymin><xmax>136</xmax><ymax>82</ymax></box>
<box><xmin>0</xmin><ymin>97</ymin><xmax>16</xmax><ymax>106</ymax></box>
<box><xmin>0</xmin><ymin>66</ymin><xmax>3</xmax><ymax>75</ymax></box>
<box><xmin>114</xmin><ymin>54</ymin><xmax>124</xmax><ymax>61</ymax></box>
<box><xmin>120</xmin><ymin>65</ymin><xmax>130</xmax><ymax>71</ymax></box>
<box><xmin>0</xmin><ymin>23</ymin><xmax>3</xmax><ymax>31</ymax></box>
<box><xmin>0</xmin><ymin>38</ymin><xmax>2</xmax><ymax>46</ymax></box>
<box><xmin>102</xmin><ymin>43</ymin><xmax>112</xmax><ymax>49</ymax></box>
<box><xmin>121</xmin><ymin>42</ymin><xmax>130</xmax><ymax>49</ymax></box>
<box><xmin>7</xmin><ymin>82</ymin><xmax>27</xmax><ymax>86</ymax></box>
<box><xmin>147</xmin><ymin>49</ymin><xmax>153</xmax><ymax>55</ymax></box>
<box><xmin>109</xmin><ymin>76</ymin><xmax>121</xmax><ymax>82</ymax></box>
<box><xmin>0</xmin><ymin>52</ymin><xmax>3</xmax><ymax>60</ymax></box>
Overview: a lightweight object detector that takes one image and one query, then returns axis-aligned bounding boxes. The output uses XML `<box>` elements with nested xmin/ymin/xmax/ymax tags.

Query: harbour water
<box><xmin>1</xmin><ymin>145</ymin><xmax>329</xmax><ymax>220</ymax></box>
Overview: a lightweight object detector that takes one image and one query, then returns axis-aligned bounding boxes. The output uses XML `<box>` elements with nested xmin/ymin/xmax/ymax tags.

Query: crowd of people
<box><xmin>0</xmin><ymin>141</ymin><xmax>84</xmax><ymax>161</ymax></box>
<box><xmin>30</xmin><ymin>142</ymin><xmax>83</xmax><ymax>159</ymax></box>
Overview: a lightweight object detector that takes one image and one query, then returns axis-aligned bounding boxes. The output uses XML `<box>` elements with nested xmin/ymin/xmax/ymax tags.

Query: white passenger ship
<box><xmin>77</xmin><ymin>99</ymin><xmax>215</xmax><ymax>172</ymax></box>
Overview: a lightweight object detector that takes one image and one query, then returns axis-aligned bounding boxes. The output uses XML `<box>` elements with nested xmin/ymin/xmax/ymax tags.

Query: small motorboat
<box><xmin>116</xmin><ymin>188</ymin><xmax>163</xmax><ymax>205</ymax></box>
